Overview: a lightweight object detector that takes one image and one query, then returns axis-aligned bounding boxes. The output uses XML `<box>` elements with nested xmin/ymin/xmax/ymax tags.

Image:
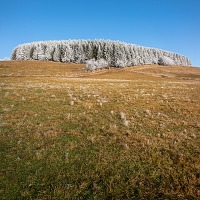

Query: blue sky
<box><xmin>1</xmin><ymin>0</ymin><xmax>200</xmax><ymax>66</ymax></box>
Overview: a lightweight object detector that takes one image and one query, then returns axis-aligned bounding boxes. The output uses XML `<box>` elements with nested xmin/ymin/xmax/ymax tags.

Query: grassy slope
<box><xmin>0</xmin><ymin>61</ymin><xmax>200</xmax><ymax>199</ymax></box>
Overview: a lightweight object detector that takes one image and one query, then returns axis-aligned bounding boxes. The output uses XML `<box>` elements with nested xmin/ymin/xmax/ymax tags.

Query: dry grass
<box><xmin>89</xmin><ymin>65</ymin><xmax>200</xmax><ymax>81</ymax></box>
<box><xmin>0</xmin><ymin>60</ymin><xmax>85</xmax><ymax>77</ymax></box>
<box><xmin>0</xmin><ymin>61</ymin><xmax>200</xmax><ymax>199</ymax></box>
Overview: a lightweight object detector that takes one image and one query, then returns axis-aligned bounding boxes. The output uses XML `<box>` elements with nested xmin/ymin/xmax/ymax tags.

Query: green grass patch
<box><xmin>57</xmin><ymin>135</ymin><xmax>79</xmax><ymax>142</ymax></box>
<box><xmin>61</xmin><ymin>122</ymin><xmax>80</xmax><ymax>132</ymax></box>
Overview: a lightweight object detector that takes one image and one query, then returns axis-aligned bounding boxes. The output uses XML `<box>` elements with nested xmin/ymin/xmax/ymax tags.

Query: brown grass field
<box><xmin>0</xmin><ymin>61</ymin><xmax>200</xmax><ymax>199</ymax></box>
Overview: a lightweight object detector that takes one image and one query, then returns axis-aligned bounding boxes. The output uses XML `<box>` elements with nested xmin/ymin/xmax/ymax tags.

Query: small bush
<box><xmin>158</xmin><ymin>56</ymin><xmax>174</xmax><ymax>66</ymax></box>
<box><xmin>86</xmin><ymin>59</ymin><xmax>109</xmax><ymax>71</ymax></box>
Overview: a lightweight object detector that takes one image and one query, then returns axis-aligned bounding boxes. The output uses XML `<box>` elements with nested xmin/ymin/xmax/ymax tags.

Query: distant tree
<box><xmin>11</xmin><ymin>40</ymin><xmax>192</xmax><ymax>68</ymax></box>
<box><xmin>11</xmin><ymin>48</ymin><xmax>17</xmax><ymax>60</ymax></box>
<box><xmin>97</xmin><ymin>45</ymin><xmax>103</xmax><ymax>60</ymax></box>
<box><xmin>53</xmin><ymin>44</ymin><xmax>61</xmax><ymax>62</ymax></box>
<box><xmin>45</xmin><ymin>45</ymin><xmax>55</xmax><ymax>61</ymax></box>
<box><xmin>61</xmin><ymin>44</ymin><xmax>73</xmax><ymax>62</ymax></box>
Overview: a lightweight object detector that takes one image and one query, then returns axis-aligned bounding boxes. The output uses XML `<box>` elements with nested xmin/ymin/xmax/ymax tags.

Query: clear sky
<box><xmin>0</xmin><ymin>0</ymin><xmax>200</xmax><ymax>66</ymax></box>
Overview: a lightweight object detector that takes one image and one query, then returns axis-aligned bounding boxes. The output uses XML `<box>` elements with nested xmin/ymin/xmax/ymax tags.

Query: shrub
<box><xmin>86</xmin><ymin>58</ymin><xmax>109</xmax><ymax>71</ymax></box>
<box><xmin>158</xmin><ymin>56</ymin><xmax>174</xmax><ymax>66</ymax></box>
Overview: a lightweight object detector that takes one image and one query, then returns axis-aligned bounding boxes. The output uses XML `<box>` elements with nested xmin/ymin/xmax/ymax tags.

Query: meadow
<box><xmin>0</xmin><ymin>61</ymin><xmax>200</xmax><ymax>199</ymax></box>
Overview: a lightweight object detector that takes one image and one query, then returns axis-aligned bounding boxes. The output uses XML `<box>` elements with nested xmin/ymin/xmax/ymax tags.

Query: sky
<box><xmin>0</xmin><ymin>0</ymin><xmax>200</xmax><ymax>66</ymax></box>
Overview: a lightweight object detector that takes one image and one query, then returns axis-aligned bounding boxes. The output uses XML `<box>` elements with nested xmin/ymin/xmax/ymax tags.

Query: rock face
<box><xmin>11</xmin><ymin>40</ymin><xmax>192</xmax><ymax>68</ymax></box>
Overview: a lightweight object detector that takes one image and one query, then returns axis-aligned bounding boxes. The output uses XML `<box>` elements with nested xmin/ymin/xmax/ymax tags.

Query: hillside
<box><xmin>0</xmin><ymin>60</ymin><xmax>199</xmax><ymax>80</ymax></box>
<box><xmin>0</xmin><ymin>61</ymin><xmax>200</xmax><ymax>199</ymax></box>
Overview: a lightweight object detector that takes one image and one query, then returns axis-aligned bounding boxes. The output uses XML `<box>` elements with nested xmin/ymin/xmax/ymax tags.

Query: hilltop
<box><xmin>11</xmin><ymin>40</ymin><xmax>192</xmax><ymax>69</ymax></box>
